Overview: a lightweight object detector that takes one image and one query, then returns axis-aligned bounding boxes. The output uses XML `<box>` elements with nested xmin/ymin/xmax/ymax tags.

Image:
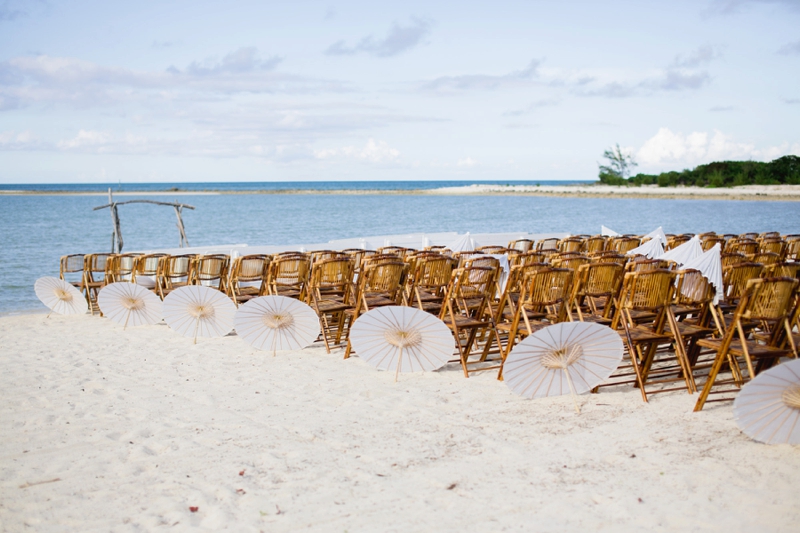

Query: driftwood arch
<box><xmin>94</xmin><ymin>189</ymin><xmax>195</xmax><ymax>253</ymax></box>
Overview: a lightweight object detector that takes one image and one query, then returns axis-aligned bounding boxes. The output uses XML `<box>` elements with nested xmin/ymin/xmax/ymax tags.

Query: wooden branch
<box><xmin>93</xmin><ymin>199</ymin><xmax>196</xmax><ymax>211</ymax></box>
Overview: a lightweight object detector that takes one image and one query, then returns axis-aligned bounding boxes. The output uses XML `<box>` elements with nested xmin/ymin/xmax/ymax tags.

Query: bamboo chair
<box><xmin>720</xmin><ymin>262</ymin><xmax>765</xmax><ymax>311</ymax></box>
<box><xmin>342</xmin><ymin>249</ymin><xmax>373</xmax><ymax>276</ymax></box>
<box><xmin>131</xmin><ymin>254</ymin><xmax>168</xmax><ymax>292</ymax></box>
<box><xmin>83</xmin><ymin>253</ymin><xmax>114</xmax><ymax>314</ymax></box>
<box><xmin>721</xmin><ymin>252</ymin><xmax>746</xmax><ymax>268</ymax></box>
<box><xmin>228</xmin><ymin>255</ymin><xmax>271</xmax><ymax>306</ymax></box>
<box><xmin>476</xmin><ymin>245</ymin><xmax>507</xmax><ymax>254</ymax></box>
<box><xmin>438</xmin><ymin>266</ymin><xmax>504</xmax><ymax>377</ymax></box>
<box><xmin>785</xmin><ymin>239</ymin><xmax>800</xmax><ymax>261</ymax></box>
<box><xmin>158</xmin><ymin>254</ymin><xmax>195</xmax><ymax>299</ymax></box>
<box><xmin>508</xmin><ymin>239</ymin><xmax>534</xmax><ymax>252</ymax></box>
<box><xmin>494</xmin><ymin>268</ymin><xmax>574</xmax><ymax>378</ymax></box>
<box><xmin>759</xmin><ymin>231</ymin><xmax>781</xmax><ymax>239</ymax></box>
<box><xmin>551</xmin><ymin>255</ymin><xmax>590</xmax><ymax>271</ymax></box>
<box><xmin>558</xmin><ymin>237</ymin><xmax>585</xmax><ymax>253</ymax></box>
<box><xmin>192</xmin><ymin>255</ymin><xmax>229</xmax><ymax>292</ymax></box>
<box><xmin>405</xmin><ymin>255</ymin><xmax>453</xmax><ymax>315</ymax></box>
<box><xmin>569</xmin><ymin>262</ymin><xmax>625</xmax><ymax>324</ymax></box>
<box><xmin>106</xmin><ymin>253</ymin><xmax>139</xmax><ymax>283</ymax></box>
<box><xmin>343</xmin><ymin>261</ymin><xmax>408</xmax><ymax>359</ymax></box>
<box><xmin>585</xmin><ymin>235</ymin><xmax>607</xmax><ymax>254</ymax></box>
<box><xmin>739</xmin><ymin>232</ymin><xmax>759</xmax><ymax>240</ymax></box>
<box><xmin>666</xmin><ymin>234</ymin><xmax>691</xmax><ymax>250</ymax></box>
<box><xmin>671</xmin><ymin>269</ymin><xmax>723</xmax><ymax>371</ymax></box>
<box><xmin>59</xmin><ymin>254</ymin><xmax>86</xmax><ymax>291</ymax></box>
<box><xmin>701</xmin><ymin>235</ymin><xmax>725</xmax><ymax>252</ymax></box>
<box><xmin>610</xmin><ymin>237</ymin><xmax>641</xmax><ymax>254</ymax></box>
<box><xmin>603</xmin><ymin>269</ymin><xmax>696</xmax><ymax>401</ymax></box>
<box><xmin>625</xmin><ymin>258</ymin><xmax>671</xmax><ymax>272</ymax></box>
<box><xmin>509</xmin><ymin>251</ymin><xmax>547</xmax><ymax>267</ymax></box>
<box><xmin>267</xmin><ymin>255</ymin><xmax>310</xmax><ymax>300</ymax></box>
<box><xmin>763</xmin><ymin>261</ymin><xmax>800</xmax><ymax>279</ymax></box>
<box><xmin>493</xmin><ymin>262</ymin><xmax>551</xmax><ymax>326</ymax></box>
<box><xmin>727</xmin><ymin>238</ymin><xmax>758</xmax><ymax>255</ymax></box>
<box><xmin>535</xmin><ymin>238</ymin><xmax>560</xmax><ymax>254</ymax></box>
<box><xmin>747</xmin><ymin>251</ymin><xmax>780</xmax><ymax>266</ymax></box>
<box><xmin>377</xmin><ymin>246</ymin><xmax>414</xmax><ymax>258</ymax></box>
<box><xmin>758</xmin><ymin>238</ymin><xmax>786</xmax><ymax>258</ymax></box>
<box><xmin>694</xmin><ymin>277</ymin><xmax>799</xmax><ymax>411</ymax></box>
<box><xmin>307</xmin><ymin>257</ymin><xmax>355</xmax><ymax>353</ymax></box>
<box><xmin>589</xmin><ymin>251</ymin><xmax>626</xmax><ymax>264</ymax></box>
<box><xmin>364</xmin><ymin>253</ymin><xmax>407</xmax><ymax>268</ymax></box>
<box><xmin>310</xmin><ymin>250</ymin><xmax>348</xmax><ymax>265</ymax></box>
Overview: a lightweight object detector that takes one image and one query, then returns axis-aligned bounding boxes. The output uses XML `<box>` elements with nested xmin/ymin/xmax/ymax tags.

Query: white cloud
<box><xmin>636</xmin><ymin>127</ymin><xmax>800</xmax><ymax>168</ymax></box>
<box><xmin>57</xmin><ymin>129</ymin><xmax>111</xmax><ymax>149</ymax></box>
<box><xmin>457</xmin><ymin>157</ymin><xmax>477</xmax><ymax>167</ymax></box>
<box><xmin>314</xmin><ymin>138</ymin><xmax>400</xmax><ymax>163</ymax></box>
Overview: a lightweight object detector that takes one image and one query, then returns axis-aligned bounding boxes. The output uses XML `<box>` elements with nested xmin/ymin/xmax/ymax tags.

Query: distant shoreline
<box><xmin>2</xmin><ymin>183</ymin><xmax>799</xmax><ymax>201</ymax></box>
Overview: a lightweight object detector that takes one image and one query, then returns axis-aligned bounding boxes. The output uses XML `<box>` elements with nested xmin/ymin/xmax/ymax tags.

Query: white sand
<box><xmin>1</xmin><ymin>313</ymin><xmax>798</xmax><ymax>532</ymax></box>
<box><xmin>430</xmin><ymin>183</ymin><xmax>800</xmax><ymax>200</ymax></box>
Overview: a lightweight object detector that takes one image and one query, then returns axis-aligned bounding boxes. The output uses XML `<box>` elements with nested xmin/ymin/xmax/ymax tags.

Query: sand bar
<box><xmin>1</xmin><ymin>313</ymin><xmax>798</xmax><ymax>531</ymax></box>
<box><xmin>2</xmin><ymin>183</ymin><xmax>800</xmax><ymax>200</ymax></box>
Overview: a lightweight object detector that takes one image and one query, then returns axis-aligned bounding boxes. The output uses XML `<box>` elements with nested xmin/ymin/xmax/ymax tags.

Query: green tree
<box><xmin>598</xmin><ymin>143</ymin><xmax>638</xmax><ymax>185</ymax></box>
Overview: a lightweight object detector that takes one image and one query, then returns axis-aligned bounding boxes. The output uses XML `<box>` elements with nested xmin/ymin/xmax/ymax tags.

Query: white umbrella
<box><xmin>98</xmin><ymin>282</ymin><xmax>162</xmax><ymax>329</ymax></box>
<box><xmin>445</xmin><ymin>232</ymin><xmax>475</xmax><ymax>252</ymax></box>
<box><xmin>733</xmin><ymin>359</ymin><xmax>800</xmax><ymax>445</ymax></box>
<box><xmin>163</xmin><ymin>285</ymin><xmax>236</xmax><ymax>343</ymax></box>
<box><xmin>34</xmin><ymin>276</ymin><xmax>88</xmax><ymax>316</ymax></box>
<box><xmin>645</xmin><ymin>226</ymin><xmax>668</xmax><ymax>246</ymax></box>
<box><xmin>682</xmin><ymin>243</ymin><xmax>723</xmax><ymax>304</ymax></box>
<box><xmin>601</xmin><ymin>225</ymin><xmax>621</xmax><ymax>237</ymax></box>
<box><xmin>234</xmin><ymin>296</ymin><xmax>320</xmax><ymax>355</ymax></box>
<box><xmin>660</xmin><ymin>235</ymin><xmax>703</xmax><ymax>266</ymax></box>
<box><xmin>626</xmin><ymin>237</ymin><xmax>664</xmax><ymax>259</ymax></box>
<box><xmin>503</xmin><ymin>322</ymin><xmax>624</xmax><ymax>414</ymax></box>
<box><xmin>349</xmin><ymin>306</ymin><xmax>455</xmax><ymax>382</ymax></box>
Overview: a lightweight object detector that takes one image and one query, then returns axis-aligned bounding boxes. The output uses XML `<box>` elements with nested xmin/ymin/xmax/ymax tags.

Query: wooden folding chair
<box><xmin>267</xmin><ymin>255</ymin><xmax>310</xmax><ymax>300</ymax></box>
<box><xmin>438</xmin><ymin>266</ymin><xmax>504</xmax><ymax>377</ymax></box>
<box><xmin>158</xmin><ymin>254</ymin><xmax>196</xmax><ymax>299</ymax></box>
<box><xmin>569</xmin><ymin>262</ymin><xmax>625</xmax><ymax>324</ymax></box>
<box><xmin>131</xmin><ymin>254</ymin><xmax>168</xmax><ymax>292</ymax></box>
<box><xmin>192</xmin><ymin>255</ymin><xmax>229</xmax><ymax>292</ymax></box>
<box><xmin>585</xmin><ymin>235</ymin><xmax>607</xmax><ymax>254</ymax></box>
<box><xmin>342</xmin><ymin>261</ymin><xmax>407</xmax><ymax>358</ymax></box>
<box><xmin>405</xmin><ymin>255</ymin><xmax>453</xmax><ymax>315</ymax></box>
<box><xmin>603</xmin><ymin>269</ymin><xmax>696</xmax><ymax>401</ymax></box>
<box><xmin>307</xmin><ymin>257</ymin><xmax>355</xmax><ymax>353</ymax></box>
<box><xmin>83</xmin><ymin>253</ymin><xmax>114</xmax><ymax>314</ymax></box>
<box><xmin>694</xmin><ymin>277</ymin><xmax>799</xmax><ymax>411</ymax></box>
<box><xmin>228</xmin><ymin>255</ymin><xmax>271</xmax><ymax>306</ymax></box>
<box><xmin>508</xmin><ymin>239</ymin><xmax>534</xmax><ymax>252</ymax></box>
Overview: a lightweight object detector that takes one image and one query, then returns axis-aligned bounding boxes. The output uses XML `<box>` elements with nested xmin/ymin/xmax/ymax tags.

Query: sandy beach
<box><xmin>1</xmin><ymin>312</ymin><xmax>798</xmax><ymax>532</ymax></box>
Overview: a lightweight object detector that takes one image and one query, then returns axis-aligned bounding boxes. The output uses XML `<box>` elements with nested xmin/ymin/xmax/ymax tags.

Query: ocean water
<box><xmin>1</xmin><ymin>191</ymin><xmax>797</xmax><ymax>314</ymax></box>
<box><xmin>0</xmin><ymin>180</ymin><xmax>591</xmax><ymax>193</ymax></box>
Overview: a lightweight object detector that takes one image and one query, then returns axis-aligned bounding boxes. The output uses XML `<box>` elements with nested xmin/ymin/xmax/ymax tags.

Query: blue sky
<box><xmin>0</xmin><ymin>0</ymin><xmax>798</xmax><ymax>183</ymax></box>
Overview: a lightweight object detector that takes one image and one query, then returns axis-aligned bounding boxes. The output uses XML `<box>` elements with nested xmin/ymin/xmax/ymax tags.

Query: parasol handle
<box><xmin>395</xmin><ymin>347</ymin><xmax>403</xmax><ymax>383</ymax></box>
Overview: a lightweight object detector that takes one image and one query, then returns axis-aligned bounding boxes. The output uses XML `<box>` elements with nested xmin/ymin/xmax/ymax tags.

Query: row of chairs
<box><xmin>58</xmin><ymin>235</ymin><xmax>799</xmax><ymax>408</ymax></box>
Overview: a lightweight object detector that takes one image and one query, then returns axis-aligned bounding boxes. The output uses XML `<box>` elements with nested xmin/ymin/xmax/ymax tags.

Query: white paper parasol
<box><xmin>445</xmin><ymin>232</ymin><xmax>475</xmax><ymax>252</ymax></box>
<box><xmin>503</xmin><ymin>322</ymin><xmax>624</xmax><ymax>413</ymax></box>
<box><xmin>98</xmin><ymin>282</ymin><xmax>163</xmax><ymax>329</ymax></box>
<box><xmin>34</xmin><ymin>276</ymin><xmax>88</xmax><ymax>316</ymax></box>
<box><xmin>682</xmin><ymin>243</ymin><xmax>723</xmax><ymax>304</ymax></box>
<box><xmin>627</xmin><ymin>237</ymin><xmax>664</xmax><ymax>259</ymax></box>
<box><xmin>234</xmin><ymin>296</ymin><xmax>320</xmax><ymax>355</ymax></box>
<box><xmin>601</xmin><ymin>225</ymin><xmax>621</xmax><ymax>237</ymax></box>
<box><xmin>349</xmin><ymin>306</ymin><xmax>455</xmax><ymax>381</ymax></box>
<box><xmin>645</xmin><ymin>226</ymin><xmax>668</xmax><ymax>246</ymax></box>
<box><xmin>660</xmin><ymin>235</ymin><xmax>703</xmax><ymax>266</ymax></box>
<box><xmin>163</xmin><ymin>285</ymin><xmax>236</xmax><ymax>343</ymax></box>
<box><xmin>733</xmin><ymin>359</ymin><xmax>800</xmax><ymax>445</ymax></box>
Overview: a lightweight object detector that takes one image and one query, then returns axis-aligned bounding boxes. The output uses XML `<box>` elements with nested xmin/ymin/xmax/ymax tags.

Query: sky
<box><xmin>0</xmin><ymin>0</ymin><xmax>799</xmax><ymax>183</ymax></box>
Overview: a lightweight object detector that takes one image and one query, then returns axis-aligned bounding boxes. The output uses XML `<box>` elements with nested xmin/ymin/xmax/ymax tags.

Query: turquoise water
<box><xmin>1</xmin><ymin>192</ymin><xmax>797</xmax><ymax>314</ymax></box>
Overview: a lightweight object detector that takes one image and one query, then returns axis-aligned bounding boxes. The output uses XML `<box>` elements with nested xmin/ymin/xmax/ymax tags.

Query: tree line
<box><xmin>598</xmin><ymin>145</ymin><xmax>800</xmax><ymax>187</ymax></box>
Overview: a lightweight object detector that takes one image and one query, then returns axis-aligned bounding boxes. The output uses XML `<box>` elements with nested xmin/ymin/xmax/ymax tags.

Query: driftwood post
<box><xmin>107</xmin><ymin>188</ymin><xmax>123</xmax><ymax>253</ymax></box>
<box><xmin>94</xmin><ymin>198</ymin><xmax>195</xmax><ymax>252</ymax></box>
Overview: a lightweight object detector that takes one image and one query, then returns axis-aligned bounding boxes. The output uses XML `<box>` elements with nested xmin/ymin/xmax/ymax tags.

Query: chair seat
<box><xmin>443</xmin><ymin>316</ymin><xmax>491</xmax><ymax>328</ymax></box>
<box><xmin>578</xmin><ymin>315</ymin><xmax>613</xmax><ymax>325</ymax></box>
<box><xmin>618</xmin><ymin>326</ymin><xmax>672</xmax><ymax>343</ymax></box>
<box><xmin>696</xmin><ymin>338</ymin><xmax>793</xmax><ymax>358</ymax></box>
<box><xmin>674</xmin><ymin>322</ymin><xmax>716</xmax><ymax>339</ymax></box>
<box><xmin>314</xmin><ymin>298</ymin><xmax>350</xmax><ymax>313</ymax></box>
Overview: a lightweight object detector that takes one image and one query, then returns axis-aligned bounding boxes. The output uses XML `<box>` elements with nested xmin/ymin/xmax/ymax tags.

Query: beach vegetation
<box><xmin>610</xmin><ymin>155</ymin><xmax>800</xmax><ymax>187</ymax></box>
<box><xmin>598</xmin><ymin>143</ymin><xmax>638</xmax><ymax>185</ymax></box>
